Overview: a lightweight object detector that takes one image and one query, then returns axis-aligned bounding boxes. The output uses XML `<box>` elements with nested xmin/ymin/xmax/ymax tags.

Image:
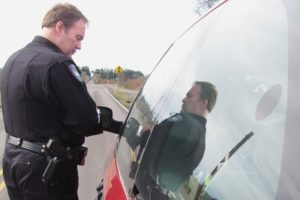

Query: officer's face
<box><xmin>181</xmin><ymin>85</ymin><xmax>207</xmax><ymax>115</ymax></box>
<box><xmin>60</xmin><ymin>19</ymin><xmax>86</xmax><ymax>57</ymax></box>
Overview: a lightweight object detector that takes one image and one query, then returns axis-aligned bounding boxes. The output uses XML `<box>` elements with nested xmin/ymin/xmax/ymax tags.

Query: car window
<box><xmin>116</xmin><ymin>0</ymin><xmax>290</xmax><ymax>199</ymax></box>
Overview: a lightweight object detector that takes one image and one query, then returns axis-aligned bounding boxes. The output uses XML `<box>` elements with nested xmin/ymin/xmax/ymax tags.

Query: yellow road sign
<box><xmin>115</xmin><ymin>66</ymin><xmax>123</xmax><ymax>74</ymax></box>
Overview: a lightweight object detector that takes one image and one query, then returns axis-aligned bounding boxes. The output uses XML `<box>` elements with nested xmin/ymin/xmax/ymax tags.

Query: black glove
<box><xmin>104</xmin><ymin>119</ymin><xmax>123</xmax><ymax>134</ymax></box>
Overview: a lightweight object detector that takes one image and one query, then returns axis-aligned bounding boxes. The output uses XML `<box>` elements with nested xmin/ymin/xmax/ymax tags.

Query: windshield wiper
<box><xmin>195</xmin><ymin>131</ymin><xmax>254</xmax><ymax>200</ymax></box>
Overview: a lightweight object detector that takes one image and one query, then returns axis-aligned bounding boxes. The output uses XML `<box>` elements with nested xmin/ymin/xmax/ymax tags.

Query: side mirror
<box><xmin>98</xmin><ymin>106</ymin><xmax>123</xmax><ymax>134</ymax></box>
<box><xmin>98</xmin><ymin>106</ymin><xmax>113</xmax><ymax>128</ymax></box>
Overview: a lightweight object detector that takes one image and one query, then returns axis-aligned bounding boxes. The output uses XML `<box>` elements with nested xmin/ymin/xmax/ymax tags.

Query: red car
<box><xmin>96</xmin><ymin>0</ymin><xmax>300</xmax><ymax>199</ymax></box>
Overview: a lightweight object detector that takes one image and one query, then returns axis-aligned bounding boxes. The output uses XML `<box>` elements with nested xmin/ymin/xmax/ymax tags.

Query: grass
<box><xmin>112</xmin><ymin>89</ymin><xmax>134</xmax><ymax>109</ymax></box>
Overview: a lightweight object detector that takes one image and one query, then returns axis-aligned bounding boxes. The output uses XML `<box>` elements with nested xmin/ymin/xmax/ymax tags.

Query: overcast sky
<box><xmin>0</xmin><ymin>0</ymin><xmax>198</xmax><ymax>75</ymax></box>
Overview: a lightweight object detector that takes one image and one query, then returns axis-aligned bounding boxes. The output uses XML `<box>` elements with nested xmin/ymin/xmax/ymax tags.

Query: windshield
<box><xmin>114</xmin><ymin>0</ymin><xmax>299</xmax><ymax>199</ymax></box>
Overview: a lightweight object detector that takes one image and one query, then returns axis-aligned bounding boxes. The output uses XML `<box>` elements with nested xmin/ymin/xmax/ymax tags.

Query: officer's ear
<box><xmin>201</xmin><ymin>99</ymin><xmax>208</xmax><ymax>107</ymax></box>
<box><xmin>55</xmin><ymin>21</ymin><xmax>65</xmax><ymax>34</ymax></box>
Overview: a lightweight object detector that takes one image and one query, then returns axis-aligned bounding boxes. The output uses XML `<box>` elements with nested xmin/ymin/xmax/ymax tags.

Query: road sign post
<box><xmin>115</xmin><ymin>66</ymin><xmax>124</xmax><ymax>86</ymax></box>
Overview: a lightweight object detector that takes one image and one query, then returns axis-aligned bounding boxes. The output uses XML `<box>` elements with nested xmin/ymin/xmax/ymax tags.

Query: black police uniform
<box><xmin>1</xmin><ymin>36</ymin><xmax>102</xmax><ymax>200</ymax></box>
<box><xmin>135</xmin><ymin>113</ymin><xmax>207</xmax><ymax>199</ymax></box>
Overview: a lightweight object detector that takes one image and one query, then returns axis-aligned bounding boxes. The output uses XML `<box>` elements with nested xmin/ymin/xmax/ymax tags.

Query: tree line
<box><xmin>80</xmin><ymin>66</ymin><xmax>144</xmax><ymax>81</ymax></box>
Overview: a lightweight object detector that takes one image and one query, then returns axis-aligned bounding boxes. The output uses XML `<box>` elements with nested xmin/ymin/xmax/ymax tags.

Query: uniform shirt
<box><xmin>138</xmin><ymin>112</ymin><xmax>207</xmax><ymax>192</ymax></box>
<box><xmin>1</xmin><ymin>36</ymin><xmax>102</xmax><ymax>147</ymax></box>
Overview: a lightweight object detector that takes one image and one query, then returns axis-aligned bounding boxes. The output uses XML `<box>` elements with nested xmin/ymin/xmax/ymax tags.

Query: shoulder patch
<box><xmin>167</xmin><ymin>113</ymin><xmax>183</xmax><ymax>122</ymax></box>
<box><xmin>68</xmin><ymin>64</ymin><xmax>83</xmax><ymax>82</ymax></box>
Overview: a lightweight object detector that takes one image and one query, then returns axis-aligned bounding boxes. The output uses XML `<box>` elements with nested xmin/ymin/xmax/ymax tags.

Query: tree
<box><xmin>93</xmin><ymin>67</ymin><xmax>144</xmax><ymax>80</ymax></box>
<box><xmin>194</xmin><ymin>0</ymin><xmax>221</xmax><ymax>16</ymax></box>
<box><xmin>124</xmin><ymin>69</ymin><xmax>144</xmax><ymax>80</ymax></box>
<box><xmin>80</xmin><ymin>66</ymin><xmax>92</xmax><ymax>81</ymax></box>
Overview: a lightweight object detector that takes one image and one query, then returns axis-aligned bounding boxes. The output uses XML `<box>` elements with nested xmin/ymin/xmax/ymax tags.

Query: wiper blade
<box><xmin>195</xmin><ymin>131</ymin><xmax>254</xmax><ymax>200</ymax></box>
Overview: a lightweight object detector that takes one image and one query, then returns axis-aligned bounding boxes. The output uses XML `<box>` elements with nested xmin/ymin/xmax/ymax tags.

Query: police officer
<box><xmin>0</xmin><ymin>3</ymin><xmax>121</xmax><ymax>200</ymax></box>
<box><xmin>131</xmin><ymin>82</ymin><xmax>217</xmax><ymax>199</ymax></box>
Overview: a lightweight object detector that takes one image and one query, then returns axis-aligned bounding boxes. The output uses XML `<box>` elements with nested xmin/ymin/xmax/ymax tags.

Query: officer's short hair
<box><xmin>42</xmin><ymin>3</ymin><xmax>88</xmax><ymax>29</ymax></box>
<box><xmin>194</xmin><ymin>81</ymin><xmax>218</xmax><ymax>112</ymax></box>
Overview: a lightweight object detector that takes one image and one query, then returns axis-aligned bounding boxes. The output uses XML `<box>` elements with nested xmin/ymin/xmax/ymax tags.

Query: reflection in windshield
<box><xmin>196</xmin><ymin>131</ymin><xmax>254</xmax><ymax>199</ymax></box>
<box><xmin>129</xmin><ymin>82</ymin><xmax>218</xmax><ymax>199</ymax></box>
<box><xmin>194</xmin><ymin>0</ymin><xmax>223</xmax><ymax>16</ymax></box>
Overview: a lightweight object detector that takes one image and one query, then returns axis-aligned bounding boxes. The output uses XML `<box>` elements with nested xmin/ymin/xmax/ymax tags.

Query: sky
<box><xmin>0</xmin><ymin>0</ymin><xmax>199</xmax><ymax>75</ymax></box>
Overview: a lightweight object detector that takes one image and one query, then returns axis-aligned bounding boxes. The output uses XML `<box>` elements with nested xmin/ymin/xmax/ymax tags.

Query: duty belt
<box><xmin>7</xmin><ymin>135</ymin><xmax>46</xmax><ymax>154</ymax></box>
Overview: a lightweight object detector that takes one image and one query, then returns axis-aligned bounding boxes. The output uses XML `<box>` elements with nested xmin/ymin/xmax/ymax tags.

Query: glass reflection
<box><xmin>116</xmin><ymin>0</ymin><xmax>288</xmax><ymax>199</ymax></box>
<box><xmin>128</xmin><ymin>82</ymin><xmax>218</xmax><ymax>199</ymax></box>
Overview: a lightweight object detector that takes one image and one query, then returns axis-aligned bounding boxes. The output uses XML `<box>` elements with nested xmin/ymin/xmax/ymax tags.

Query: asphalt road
<box><xmin>0</xmin><ymin>82</ymin><xmax>129</xmax><ymax>200</ymax></box>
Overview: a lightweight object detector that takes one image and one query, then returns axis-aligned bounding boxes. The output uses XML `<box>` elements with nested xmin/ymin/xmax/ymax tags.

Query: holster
<box><xmin>42</xmin><ymin>138</ymin><xmax>88</xmax><ymax>183</ymax></box>
<box><xmin>66</xmin><ymin>146</ymin><xmax>88</xmax><ymax>165</ymax></box>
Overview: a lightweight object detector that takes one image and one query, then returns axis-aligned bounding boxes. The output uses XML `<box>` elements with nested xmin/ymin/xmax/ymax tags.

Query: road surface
<box><xmin>0</xmin><ymin>82</ymin><xmax>129</xmax><ymax>200</ymax></box>
<box><xmin>78</xmin><ymin>83</ymin><xmax>128</xmax><ymax>199</ymax></box>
